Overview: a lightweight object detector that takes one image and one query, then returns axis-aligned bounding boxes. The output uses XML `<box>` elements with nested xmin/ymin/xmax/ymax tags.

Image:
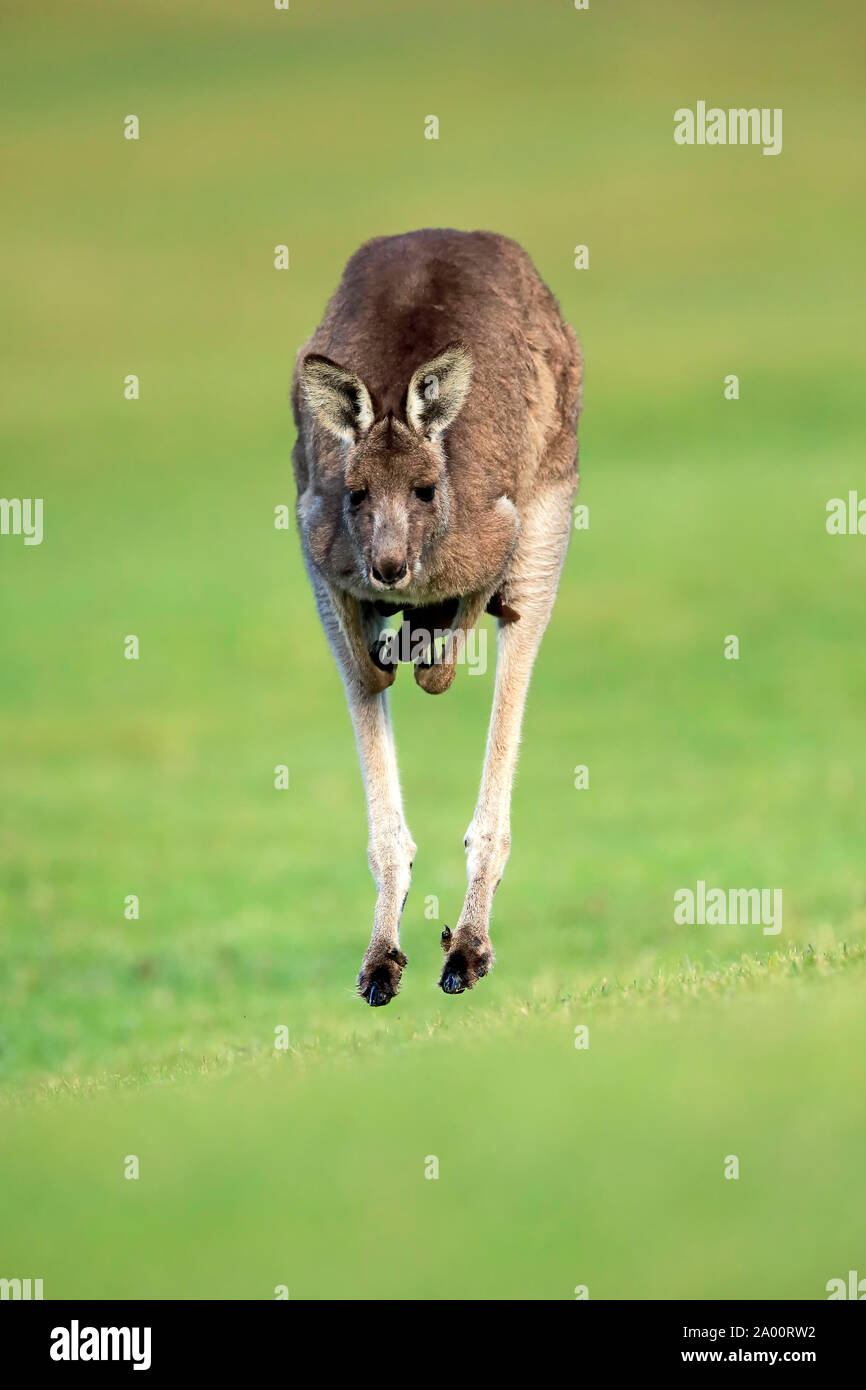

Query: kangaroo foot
<box><xmin>438</xmin><ymin>925</ymin><xmax>493</xmax><ymax>995</ymax></box>
<box><xmin>357</xmin><ymin>944</ymin><xmax>406</xmax><ymax>1007</ymax></box>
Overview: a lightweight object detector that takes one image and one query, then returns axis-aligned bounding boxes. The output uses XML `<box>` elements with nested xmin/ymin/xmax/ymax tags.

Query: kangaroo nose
<box><xmin>372</xmin><ymin>558</ymin><xmax>408</xmax><ymax>586</ymax></box>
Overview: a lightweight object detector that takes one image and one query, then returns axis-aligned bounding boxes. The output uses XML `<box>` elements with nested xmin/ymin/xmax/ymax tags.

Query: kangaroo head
<box><xmin>301</xmin><ymin>343</ymin><xmax>472</xmax><ymax>590</ymax></box>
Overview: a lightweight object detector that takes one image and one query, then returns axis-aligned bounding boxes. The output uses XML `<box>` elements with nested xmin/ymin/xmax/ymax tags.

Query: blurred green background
<box><xmin>1</xmin><ymin>0</ymin><xmax>864</xmax><ymax>1298</ymax></box>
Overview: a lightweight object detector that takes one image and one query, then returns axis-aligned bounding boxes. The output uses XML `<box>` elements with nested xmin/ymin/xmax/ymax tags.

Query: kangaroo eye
<box><xmin>348</xmin><ymin>488</ymin><xmax>367</xmax><ymax>507</ymax></box>
<box><xmin>414</xmin><ymin>485</ymin><xmax>435</xmax><ymax>503</ymax></box>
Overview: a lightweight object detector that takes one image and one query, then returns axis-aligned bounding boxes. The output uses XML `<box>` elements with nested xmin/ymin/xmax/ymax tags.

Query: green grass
<box><xmin>2</xmin><ymin>953</ymin><xmax>864</xmax><ymax>1299</ymax></box>
<box><xmin>1</xmin><ymin>0</ymin><xmax>864</xmax><ymax>1298</ymax></box>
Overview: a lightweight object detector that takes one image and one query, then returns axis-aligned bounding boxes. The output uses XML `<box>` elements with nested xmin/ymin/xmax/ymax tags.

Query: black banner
<box><xmin>4</xmin><ymin>1300</ymin><xmax>862</xmax><ymax>1374</ymax></box>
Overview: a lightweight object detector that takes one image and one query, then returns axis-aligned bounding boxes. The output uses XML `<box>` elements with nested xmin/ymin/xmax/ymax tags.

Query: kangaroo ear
<box><xmin>302</xmin><ymin>354</ymin><xmax>374</xmax><ymax>442</ymax></box>
<box><xmin>406</xmin><ymin>342</ymin><xmax>473</xmax><ymax>438</ymax></box>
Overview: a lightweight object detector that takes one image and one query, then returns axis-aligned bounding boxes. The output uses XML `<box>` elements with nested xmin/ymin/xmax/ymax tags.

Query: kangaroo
<box><xmin>291</xmin><ymin>229</ymin><xmax>582</xmax><ymax>1005</ymax></box>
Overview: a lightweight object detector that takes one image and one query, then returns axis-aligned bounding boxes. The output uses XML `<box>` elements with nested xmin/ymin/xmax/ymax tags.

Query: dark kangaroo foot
<box><xmin>438</xmin><ymin>925</ymin><xmax>493</xmax><ymax>995</ymax></box>
<box><xmin>357</xmin><ymin>944</ymin><xmax>407</xmax><ymax>1007</ymax></box>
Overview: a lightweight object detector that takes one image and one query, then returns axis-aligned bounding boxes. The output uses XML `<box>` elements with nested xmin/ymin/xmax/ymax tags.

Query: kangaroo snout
<box><xmin>370</xmin><ymin>557</ymin><xmax>410</xmax><ymax>588</ymax></box>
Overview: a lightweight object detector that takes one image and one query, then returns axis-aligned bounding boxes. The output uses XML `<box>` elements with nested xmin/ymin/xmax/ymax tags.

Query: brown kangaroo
<box><xmin>291</xmin><ymin>229</ymin><xmax>582</xmax><ymax>1005</ymax></box>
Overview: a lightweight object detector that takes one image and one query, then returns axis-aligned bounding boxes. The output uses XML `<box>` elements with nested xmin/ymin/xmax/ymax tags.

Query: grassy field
<box><xmin>1</xmin><ymin>0</ymin><xmax>864</xmax><ymax>1299</ymax></box>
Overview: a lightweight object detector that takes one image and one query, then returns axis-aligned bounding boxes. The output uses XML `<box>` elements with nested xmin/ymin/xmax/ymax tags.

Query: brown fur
<box><xmin>292</xmin><ymin>229</ymin><xmax>581</xmax><ymax>623</ymax></box>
